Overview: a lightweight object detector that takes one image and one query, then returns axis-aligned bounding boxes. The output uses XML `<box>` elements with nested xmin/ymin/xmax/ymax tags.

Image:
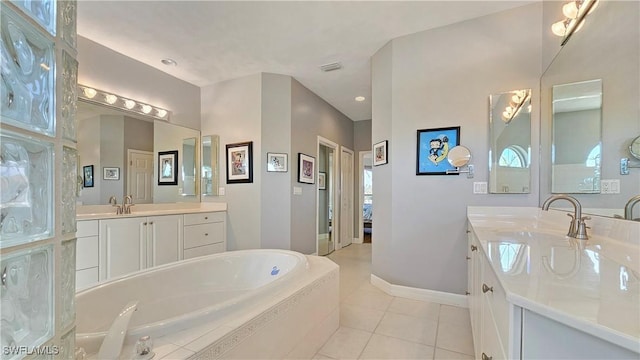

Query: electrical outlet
<box><xmin>600</xmin><ymin>179</ymin><xmax>620</xmax><ymax>194</ymax></box>
<box><xmin>293</xmin><ymin>187</ymin><xmax>302</xmax><ymax>195</ymax></box>
<box><xmin>218</xmin><ymin>187</ymin><xmax>225</xmax><ymax>196</ymax></box>
<box><xmin>473</xmin><ymin>182</ymin><xmax>488</xmax><ymax>194</ymax></box>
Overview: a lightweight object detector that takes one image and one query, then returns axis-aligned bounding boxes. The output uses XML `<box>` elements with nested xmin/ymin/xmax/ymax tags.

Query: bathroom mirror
<box><xmin>182</xmin><ymin>137</ymin><xmax>198</xmax><ymax>196</ymax></box>
<box><xmin>489</xmin><ymin>89</ymin><xmax>531</xmax><ymax>194</ymax></box>
<box><xmin>540</xmin><ymin>1</ymin><xmax>640</xmax><ymax>217</ymax></box>
<box><xmin>551</xmin><ymin>79</ymin><xmax>602</xmax><ymax>194</ymax></box>
<box><xmin>447</xmin><ymin>146</ymin><xmax>472</xmax><ymax>168</ymax></box>
<box><xmin>201</xmin><ymin>135</ymin><xmax>220</xmax><ymax>196</ymax></box>
<box><xmin>630</xmin><ymin>135</ymin><xmax>640</xmax><ymax>160</ymax></box>
<box><xmin>77</xmin><ymin>100</ymin><xmax>201</xmax><ymax>205</ymax></box>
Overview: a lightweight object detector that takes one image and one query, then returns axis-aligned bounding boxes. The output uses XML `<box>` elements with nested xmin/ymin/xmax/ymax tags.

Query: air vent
<box><xmin>320</xmin><ymin>62</ymin><xmax>342</xmax><ymax>72</ymax></box>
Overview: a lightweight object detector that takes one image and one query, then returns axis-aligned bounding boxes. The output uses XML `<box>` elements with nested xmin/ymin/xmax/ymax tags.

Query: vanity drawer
<box><xmin>77</xmin><ymin>235</ymin><xmax>99</xmax><ymax>270</ymax></box>
<box><xmin>183</xmin><ymin>242</ymin><xmax>225</xmax><ymax>259</ymax></box>
<box><xmin>77</xmin><ymin>220</ymin><xmax>99</xmax><ymax>237</ymax></box>
<box><xmin>184</xmin><ymin>222</ymin><xmax>225</xmax><ymax>249</ymax></box>
<box><xmin>482</xmin><ymin>259</ymin><xmax>509</xmax><ymax>346</ymax></box>
<box><xmin>184</xmin><ymin>212</ymin><xmax>224</xmax><ymax>226</ymax></box>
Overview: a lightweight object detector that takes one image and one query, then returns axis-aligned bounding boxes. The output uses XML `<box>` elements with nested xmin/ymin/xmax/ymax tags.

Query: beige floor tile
<box><xmin>312</xmin><ymin>354</ymin><xmax>336</xmax><ymax>360</ymax></box>
<box><xmin>375</xmin><ymin>312</ymin><xmax>438</xmax><ymax>346</ymax></box>
<box><xmin>387</xmin><ymin>297</ymin><xmax>440</xmax><ymax>320</ymax></box>
<box><xmin>318</xmin><ymin>326</ymin><xmax>372</xmax><ymax>359</ymax></box>
<box><xmin>343</xmin><ymin>288</ymin><xmax>394</xmax><ymax>311</ymax></box>
<box><xmin>340</xmin><ymin>304</ymin><xmax>385</xmax><ymax>332</ymax></box>
<box><xmin>435</xmin><ymin>321</ymin><xmax>474</xmax><ymax>356</ymax></box>
<box><xmin>438</xmin><ymin>305</ymin><xmax>471</xmax><ymax>327</ymax></box>
<box><xmin>359</xmin><ymin>333</ymin><xmax>434</xmax><ymax>360</ymax></box>
<box><xmin>434</xmin><ymin>348</ymin><xmax>474</xmax><ymax>360</ymax></box>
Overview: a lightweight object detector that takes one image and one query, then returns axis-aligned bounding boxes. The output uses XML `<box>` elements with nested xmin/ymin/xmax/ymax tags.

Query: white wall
<box><xmin>78</xmin><ymin>116</ymin><xmax>101</xmax><ymax>204</ymax></box>
<box><xmin>100</xmin><ymin>115</ymin><xmax>125</xmax><ymax>203</ymax></box>
<box><xmin>371</xmin><ymin>3</ymin><xmax>542</xmax><ymax>293</ymax></box>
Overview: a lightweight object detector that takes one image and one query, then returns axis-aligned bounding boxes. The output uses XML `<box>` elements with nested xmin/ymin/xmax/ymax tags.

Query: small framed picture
<box><xmin>103</xmin><ymin>167</ymin><xmax>120</xmax><ymax>180</ymax></box>
<box><xmin>226</xmin><ymin>141</ymin><xmax>253</xmax><ymax>183</ymax></box>
<box><xmin>298</xmin><ymin>153</ymin><xmax>315</xmax><ymax>184</ymax></box>
<box><xmin>158</xmin><ymin>150</ymin><xmax>178</xmax><ymax>185</ymax></box>
<box><xmin>416</xmin><ymin>126</ymin><xmax>460</xmax><ymax>175</ymax></box>
<box><xmin>373</xmin><ymin>140</ymin><xmax>388</xmax><ymax>166</ymax></box>
<box><xmin>83</xmin><ymin>165</ymin><xmax>94</xmax><ymax>188</ymax></box>
<box><xmin>318</xmin><ymin>172</ymin><xmax>326</xmax><ymax>190</ymax></box>
<box><xmin>267</xmin><ymin>152</ymin><xmax>288</xmax><ymax>172</ymax></box>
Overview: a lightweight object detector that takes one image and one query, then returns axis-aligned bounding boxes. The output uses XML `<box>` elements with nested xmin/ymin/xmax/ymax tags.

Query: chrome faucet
<box><xmin>542</xmin><ymin>194</ymin><xmax>590</xmax><ymax>239</ymax></box>
<box><xmin>123</xmin><ymin>195</ymin><xmax>134</xmax><ymax>214</ymax></box>
<box><xmin>624</xmin><ymin>194</ymin><xmax>640</xmax><ymax>220</ymax></box>
<box><xmin>108</xmin><ymin>196</ymin><xmax>122</xmax><ymax>215</ymax></box>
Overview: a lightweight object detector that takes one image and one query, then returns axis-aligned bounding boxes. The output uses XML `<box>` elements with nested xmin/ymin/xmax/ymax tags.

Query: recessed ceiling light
<box><xmin>355</xmin><ymin>96</ymin><xmax>366</xmax><ymax>102</ymax></box>
<box><xmin>161</xmin><ymin>58</ymin><xmax>177</xmax><ymax>66</ymax></box>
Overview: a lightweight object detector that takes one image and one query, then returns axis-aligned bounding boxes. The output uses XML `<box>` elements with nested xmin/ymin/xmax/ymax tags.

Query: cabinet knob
<box><xmin>465</xmin><ymin>291</ymin><xmax>470</xmax><ymax>295</ymax></box>
<box><xmin>470</xmin><ymin>245</ymin><xmax>478</xmax><ymax>251</ymax></box>
<box><xmin>143</xmin><ymin>222</ymin><xmax>147</xmax><ymax>226</ymax></box>
<box><xmin>466</xmin><ymin>230</ymin><xmax>471</xmax><ymax>233</ymax></box>
<box><xmin>466</xmin><ymin>256</ymin><xmax>471</xmax><ymax>260</ymax></box>
<box><xmin>149</xmin><ymin>221</ymin><xmax>154</xmax><ymax>225</ymax></box>
<box><xmin>204</xmin><ymin>216</ymin><xmax>208</xmax><ymax>220</ymax></box>
<box><xmin>482</xmin><ymin>284</ymin><xmax>494</xmax><ymax>293</ymax></box>
<box><xmin>481</xmin><ymin>353</ymin><xmax>492</xmax><ymax>360</ymax></box>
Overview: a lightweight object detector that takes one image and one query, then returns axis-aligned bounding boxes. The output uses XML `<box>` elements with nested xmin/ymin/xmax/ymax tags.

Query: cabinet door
<box><xmin>147</xmin><ymin>215</ymin><xmax>183</xmax><ymax>267</ymax></box>
<box><xmin>99</xmin><ymin>218</ymin><xmax>146</xmax><ymax>280</ymax></box>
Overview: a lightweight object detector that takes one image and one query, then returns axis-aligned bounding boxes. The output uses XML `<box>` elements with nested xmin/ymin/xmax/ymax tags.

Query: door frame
<box><xmin>338</xmin><ymin>146</ymin><xmax>354</xmax><ymax>250</ymax></box>
<box><xmin>127</xmin><ymin>149</ymin><xmax>154</xmax><ymax>202</ymax></box>
<box><xmin>357</xmin><ymin>151</ymin><xmax>372</xmax><ymax>244</ymax></box>
<box><xmin>316</xmin><ymin>136</ymin><xmax>339</xmax><ymax>256</ymax></box>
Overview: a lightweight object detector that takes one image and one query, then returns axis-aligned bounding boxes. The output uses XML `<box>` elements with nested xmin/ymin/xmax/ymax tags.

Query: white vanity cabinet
<box><xmin>98</xmin><ymin>214</ymin><xmax>183</xmax><ymax>280</ymax></box>
<box><xmin>183</xmin><ymin>211</ymin><xmax>226</xmax><ymax>259</ymax></box>
<box><xmin>76</xmin><ymin>220</ymin><xmax>100</xmax><ymax>290</ymax></box>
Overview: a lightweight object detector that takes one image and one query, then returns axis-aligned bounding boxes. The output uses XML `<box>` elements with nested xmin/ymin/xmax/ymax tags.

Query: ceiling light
<box><xmin>320</xmin><ymin>62</ymin><xmax>342</xmax><ymax>72</ymax></box>
<box><xmin>355</xmin><ymin>96</ymin><xmax>366</xmax><ymax>102</ymax></box>
<box><xmin>104</xmin><ymin>94</ymin><xmax>117</xmax><ymax>104</ymax></box>
<box><xmin>123</xmin><ymin>99</ymin><xmax>136</xmax><ymax>109</ymax></box>
<box><xmin>140</xmin><ymin>104</ymin><xmax>152</xmax><ymax>114</ymax></box>
<box><xmin>77</xmin><ymin>84</ymin><xmax>171</xmax><ymax>121</ymax></box>
<box><xmin>156</xmin><ymin>109</ymin><xmax>167</xmax><ymax>118</ymax></box>
<box><xmin>83</xmin><ymin>87</ymin><xmax>97</xmax><ymax>99</ymax></box>
<box><xmin>161</xmin><ymin>58</ymin><xmax>177</xmax><ymax>66</ymax></box>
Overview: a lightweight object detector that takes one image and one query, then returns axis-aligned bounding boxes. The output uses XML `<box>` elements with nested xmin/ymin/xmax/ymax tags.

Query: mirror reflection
<box><xmin>182</xmin><ymin>137</ymin><xmax>197</xmax><ymax>196</ymax></box>
<box><xmin>489</xmin><ymin>89</ymin><xmax>531</xmax><ymax>194</ymax></box>
<box><xmin>201</xmin><ymin>135</ymin><xmax>219</xmax><ymax>197</ymax></box>
<box><xmin>552</xmin><ymin>80</ymin><xmax>602</xmax><ymax>194</ymax></box>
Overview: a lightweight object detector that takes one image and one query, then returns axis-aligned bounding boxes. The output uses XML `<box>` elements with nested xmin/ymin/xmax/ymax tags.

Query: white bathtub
<box><xmin>76</xmin><ymin>249</ymin><xmax>339</xmax><ymax>359</ymax></box>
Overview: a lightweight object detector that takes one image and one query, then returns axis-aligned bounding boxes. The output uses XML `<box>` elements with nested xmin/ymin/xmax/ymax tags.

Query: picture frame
<box><xmin>267</xmin><ymin>152</ymin><xmax>288</xmax><ymax>172</ymax></box>
<box><xmin>416</xmin><ymin>126</ymin><xmax>460</xmax><ymax>175</ymax></box>
<box><xmin>83</xmin><ymin>165</ymin><xmax>94</xmax><ymax>188</ymax></box>
<box><xmin>297</xmin><ymin>153</ymin><xmax>315</xmax><ymax>184</ymax></box>
<box><xmin>103</xmin><ymin>167</ymin><xmax>120</xmax><ymax>180</ymax></box>
<box><xmin>318</xmin><ymin>172</ymin><xmax>326</xmax><ymax>190</ymax></box>
<box><xmin>373</xmin><ymin>140</ymin><xmax>388</xmax><ymax>166</ymax></box>
<box><xmin>158</xmin><ymin>150</ymin><xmax>178</xmax><ymax>185</ymax></box>
<box><xmin>226</xmin><ymin>141</ymin><xmax>253</xmax><ymax>183</ymax></box>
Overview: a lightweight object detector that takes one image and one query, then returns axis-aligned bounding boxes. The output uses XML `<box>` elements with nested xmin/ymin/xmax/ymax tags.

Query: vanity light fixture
<box><xmin>78</xmin><ymin>84</ymin><xmax>171</xmax><ymax>121</ymax></box>
<box><xmin>552</xmin><ymin>0</ymin><xmax>599</xmax><ymax>46</ymax></box>
<box><xmin>502</xmin><ymin>89</ymin><xmax>531</xmax><ymax>124</ymax></box>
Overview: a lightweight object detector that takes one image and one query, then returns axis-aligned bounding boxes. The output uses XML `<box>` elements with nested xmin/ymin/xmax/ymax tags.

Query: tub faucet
<box><xmin>542</xmin><ymin>194</ymin><xmax>590</xmax><ymax>239</ymax></box>
<box><xmin>108</xmin><ymin>196</ymin><xmax>122</xmax><ymax>215</ymax></box>
<box><xmin>123</xmin><ymin>195</ymin><xmax>134</xmax><ymax>214</ymax></box>
<box><xmin>98</xmin><ymin>300</ymin><xmax>138</xmax><ymax>360</ymax></box>
<box><xmin>624</xmin><ymin>194</ymin><xmax>640</xmax><ymax>220</ymax></box>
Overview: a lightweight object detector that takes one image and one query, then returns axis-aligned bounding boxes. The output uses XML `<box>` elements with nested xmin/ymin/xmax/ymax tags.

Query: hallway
<box><xmin>313</xmin><ymin>244</ymin><xmax>474</xmax><ymax>359</ymax></box>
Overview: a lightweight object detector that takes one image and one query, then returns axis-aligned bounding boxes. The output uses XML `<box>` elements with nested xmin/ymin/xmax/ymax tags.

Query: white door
<box><xmin>147</xmin><ymin>215</ymin><xmax>183</xmax><ymax>267</ymax></box>
<box><xmin>128</xmin><ymin>149</ymin><xmax>153</xmax><ymax>203</ymax></box>
<box><xmin>340</xmin><ymin>147</ymin><xmax>354</xmax><ymax>248</ymax></box>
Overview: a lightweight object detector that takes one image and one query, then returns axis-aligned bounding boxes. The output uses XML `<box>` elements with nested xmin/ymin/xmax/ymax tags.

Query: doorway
<box><xmin>340</xmin><ymin>146</ymin><xmax>354</xmax><ymax>249</ymax></box>
<box><xmin>359</xmin><ymin>151</ymin><xmax>372</xmax><ymax>243</ymax></box>
<box><xmin>127</xmin><ymin>149</ymin><xmax>153</xmax><ymax>203</ymax></box>
<box><xmin>317</xmin><ymin>137</ymin><xmax>339</xmax><ymax>256</ymax></box>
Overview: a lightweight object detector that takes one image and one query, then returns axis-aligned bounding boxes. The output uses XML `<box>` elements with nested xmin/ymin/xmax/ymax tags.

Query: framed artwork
<box><xmin>373</xmin><ymin>140</ymin><xmax>388</xmax><ymax>166</ymax></box>
<box><xmin>158</xmin><ymin>150</ymin><xmax>178</xmax><ymax>185</ymax></box>
<box><xmin>103</xmin><ymin>167</ymin><xmax>120</xmax><ymax>180</ymax></box>
<box><xmin>318</xmin><ymin>172</ymin><xmax>326</xmax><ymax>190</ymax></box>
<box><xmin>267</xmin><ymin>152</ymin><xmax>288</xmax><ymax>172</ymax></box>
<box><xmin>226</xmin><ymin>141</ymin><xmax>253</xmax><ymax>183</ymax></box>
<box><xmin>83</xmin><ymin>165</ymin><xmax>94</xmax><ymax>188</ymax></box>
<box><xmin>297</xmin><ymin>153</ymin><xmax>315</xmax><ymax>184</ymax></box>
<box><xmin>416</xmin><ymin>126</ymin><xmax>460</xmax><ymax>175</ymax></box>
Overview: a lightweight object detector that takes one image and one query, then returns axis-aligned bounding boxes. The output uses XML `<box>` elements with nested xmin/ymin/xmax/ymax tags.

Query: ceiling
<box><xmin>77</xmin><ymin>1</ymin><xmax>534</xmax><ymax>122</ymax></box>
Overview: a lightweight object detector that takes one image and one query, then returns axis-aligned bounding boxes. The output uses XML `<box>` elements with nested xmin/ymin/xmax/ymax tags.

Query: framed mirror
<box><xmin>201</xmin><ymin>135</ymin><xmax>219</xmax><ymax>196</ymax></box>
<box><xmin>489</xmin><ymin>89</ymin><xmax>531</xmax><ymax>194</ymax></box>
<box><xmin>182</xmin><ymin>137</ymin><xmax>198</xmax><ymax>196</ymax></box>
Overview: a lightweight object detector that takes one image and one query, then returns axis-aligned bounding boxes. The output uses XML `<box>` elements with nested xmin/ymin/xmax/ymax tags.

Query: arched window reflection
<box><xmin>499</xmin><ymin>145</ymin><xmax>528</xmax><ymax>168</ymax></box>
<box><xmin>586</xmin><ymin>144</ymin><xmax>601</xmax><ymax>168</ymax></box>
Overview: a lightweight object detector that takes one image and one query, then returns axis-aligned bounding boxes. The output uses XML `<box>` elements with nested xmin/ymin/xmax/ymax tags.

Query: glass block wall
<box><xmin>1</xmin><ymin>1</ymin><xmax>78</xmax><ymax>359</ymax></box>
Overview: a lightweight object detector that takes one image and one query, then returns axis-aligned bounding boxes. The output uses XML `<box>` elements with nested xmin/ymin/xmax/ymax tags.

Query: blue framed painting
<box><xmin>416</xmin><ymin>126</ymin><xmax>460</xmax><ymax>175</ymax></box>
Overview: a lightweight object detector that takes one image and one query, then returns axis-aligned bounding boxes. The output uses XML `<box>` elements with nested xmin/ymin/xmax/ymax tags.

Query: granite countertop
<box><xmin>467</xmin><ymin>206</ymin><xmax>640</xmax><ymax>353</ymax></box>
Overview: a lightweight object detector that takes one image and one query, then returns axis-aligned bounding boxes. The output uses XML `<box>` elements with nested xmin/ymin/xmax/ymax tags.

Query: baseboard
<box><xmin>353</xmin><ymin>237</ymin><xmax>363</xmax><ymax>244</ymax></box>
<box><xmin>370</xmin><ymin>274</ymin><xmax>468</xmax><ymax>308</ymax></box>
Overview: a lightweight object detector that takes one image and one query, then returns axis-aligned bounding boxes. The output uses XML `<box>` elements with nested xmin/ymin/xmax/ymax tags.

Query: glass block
<box><xmin>61</xmin><ymin>239</ymin><xmax>76</xmax><ymax>329</ymax></box>
<box><xmin>0</xmin><ymin>245</ymin><xmax>54</xmax><ymax>360</ymax></box>
<box><xmin>61</xmin><ymin>51</ymin><xmax>77</xmax><ymax>142</ymax></box>
<box><xmin>59</xmin><ymin>0</ymin><xmax>77</xmax><ymax>49</ymax></box>
<box><xmin>8</xmin><ymin>0</ymin><xmax>56</xmax><ymax>36</ymax></box>
<box><xmin>0</xmin><ymin>131</ymin><xmax>53</xmax><ymax>249</ymax></box>
<box><xmin>1</xmin><ymin>3</ymin><xmax>56</xmax><ymax>137</ymax></box>
<box><xmin>60</xmin><ymin>327</ymin><xmax>75</xmax><ymax>360</ymax></box>
<box><xmin>62</xmin><ymin>146</ymin><xmax>77</xmax><ymax>234</ymax></box>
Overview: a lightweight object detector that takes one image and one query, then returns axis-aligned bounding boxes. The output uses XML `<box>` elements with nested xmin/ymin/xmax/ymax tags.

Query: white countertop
<box><xmin>467</xmin><ymin>206</ymin><xmax>640</xmax><ymax>353</ymax></box>
<box><xmin>77</xmin><ymin>202</ymin><xmax>227</xmax><ymax>220</ymax></box>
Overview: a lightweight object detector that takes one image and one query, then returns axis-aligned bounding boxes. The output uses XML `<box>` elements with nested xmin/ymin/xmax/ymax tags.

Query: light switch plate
<box><xmin>218</xmin><ymin>187</ymin><xmax>225</xmax><ymax>196</ymax></box>
<box><xmin>293</xmin><ymin>187</ymin><xmax>302</xmax><ymax>195</ymax></box>
<box><xmin>473</xmin><ymin>182</ymin><xmax>488</xmax><ymax>194</ymax></box>
<box><xmin>600</xmin><ymin>179</ymin><xmax>620</xmax><ymax>194</ymax></box>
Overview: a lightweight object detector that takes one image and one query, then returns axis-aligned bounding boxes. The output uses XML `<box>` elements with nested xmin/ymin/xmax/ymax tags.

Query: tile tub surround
<box><xmin>467</xmin><ymin>206</ymin><xmax>640</xmax><ymax>353</ymax></box>
<box><xmin>80</xmin><ymin>254</ymin><xmax>338</xmax><ymax>359</ymax></box>
<box><xmin>76</xmin><ymin>202</ymin><xmax>227</xmax><ymax>220</ymax></box>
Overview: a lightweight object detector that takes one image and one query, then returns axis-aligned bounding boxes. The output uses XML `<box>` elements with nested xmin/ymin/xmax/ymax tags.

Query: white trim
<box><xmin>352</xmin><ymin>237</ymin><xmax>362</xmax><ymax>244</ymax></box>
<box><xmin>316</xmin><ymin>136</ymin><xmax>339</xmax><ymax>256</ymax></box>
<box><xmin>340</xmin><ymin>146</ymin><xmax>354</xmax><ymax>249</ymax></box>
<box><xmin>358</xmin><ymin>151</ymin><xmax>372</xmax><ymax>244</ymax></box>
<box><xmin>370</xmin><ymin>274</ymin><xmax>468</xmax><ymax>308</ymax></box>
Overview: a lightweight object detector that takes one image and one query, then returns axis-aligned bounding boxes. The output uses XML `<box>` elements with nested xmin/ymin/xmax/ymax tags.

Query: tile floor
<box><xmin>313</xmin><ymin>243</ymin><xmax>474</xmax><ymax>360</ymax></box>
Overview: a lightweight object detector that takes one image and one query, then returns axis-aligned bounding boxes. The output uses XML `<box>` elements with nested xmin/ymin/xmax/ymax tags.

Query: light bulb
<box><xmin>562</xmin><ymin>1</ymin><xmax>579</xmax><ymax>19</ymax></box>
<box><xmin>156</xmin><ymin>109</ymin><xmax>167</xmax><ymax>118</ymax></box>
<box><xmin>104</xmin><ymin>94</ymin><xmax>117</xmax><ymax>104</ymax></box>
<box><xmin>512</xmin><ymin>94</ymin><xmax>521</xmax><ymax>103</ymax></box>
<box><xmin>83</xmin><ymin>87</ymin><xmax>97</xmax><ymax>98</ymax></box>
<box><xmin>124</xmin><ymin>99</ymin><xmax>136</xmax><ymax>109</ymax></box>
<box><xmin>141</xmin><ymin>104</ymin><xmax>152</xmax><ymax>114</ymax></box>
<box><xmin>552</xmin><ymin>20</ymin><xmax>568</xmax><ymax>37</ymax></box>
